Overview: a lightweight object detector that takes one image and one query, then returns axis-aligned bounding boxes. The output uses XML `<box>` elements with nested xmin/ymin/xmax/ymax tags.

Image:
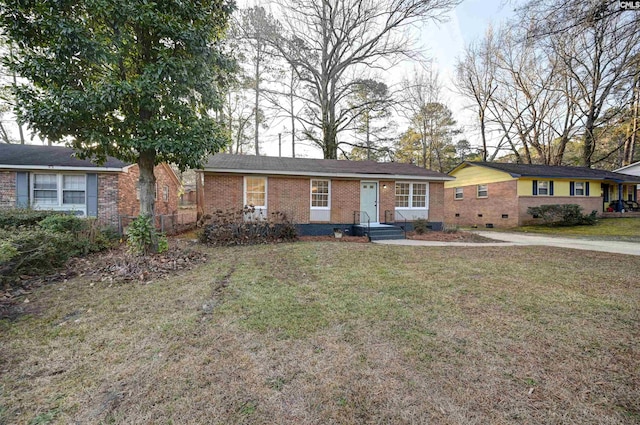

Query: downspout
<box><xmin>618</xmin><ymin>184</ymin><xmax>624</xmax><ymax>212</ymax></box>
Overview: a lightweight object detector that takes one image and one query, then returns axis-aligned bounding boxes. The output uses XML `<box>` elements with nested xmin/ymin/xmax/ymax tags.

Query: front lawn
<box><xmin>514</xmin><ymin>217</ymin><xmax>640</xmax><ymax>241</ymax></box>
<box><xmin>1</xmin><ymin>243</ymin><xmax>639</xmax><ymax>424</ymax></box>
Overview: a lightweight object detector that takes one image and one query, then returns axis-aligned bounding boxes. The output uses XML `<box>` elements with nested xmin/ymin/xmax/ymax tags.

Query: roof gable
<box><xmin>201</xmin><ymin>154</ymin><xmax>453</xmax><ymax>180</ymax></box>
<box><xmin>453</xmin><ymin>162</ymin><xmax>640</xmax><ymax>183</ymax></box>
<box><xmin>0</xmin><ymin>144</ymin><xmax>129</xmax><ymax>170</ymax></box>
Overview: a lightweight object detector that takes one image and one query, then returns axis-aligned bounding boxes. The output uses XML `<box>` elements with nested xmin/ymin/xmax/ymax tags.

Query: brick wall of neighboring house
<box><xmin>379</xmin><ymin>180</ymin><xmax>395</xmax><ymax>222</ymax></box>
<box><xmin>267</xmin><ymin>176</ymin><xmax>310</xmax><ymax>223</ymax></box>
<box><xmin>97</xmin><ymin>174</ymin><xmax>119</xmax><ymax>227</ymax></box>
<box><xmin>331</xmin><ymin>179</ymin><xmax>360</xmax><ymax>223</ymax></box>
<box><xmin>118</xmin><ymin>164</ymin><xmax>179</xmax><ymax>217</ymax></box>
<box><xmin>445</xmin><ymin>180</ymin><xmax>520</xmax><ymax>228</ymax></box>
<box><xmin>428</xmin><ymin>182</ymin><xmax>445</xmax><ymax>223</ymax></box>
<box><xmin>201</xmin><ymin>173</ymin><xmax>243</xmax><ymax>215</ymax></box>
<box><xmin>0</xmin><ymin>171</ymin><xmax>16</xmax><ymax>208</ymax></box>
<box><xmin>518</xmin><ymin>196</ymin><xmax>603</xmax><ymax>225</ymax></box>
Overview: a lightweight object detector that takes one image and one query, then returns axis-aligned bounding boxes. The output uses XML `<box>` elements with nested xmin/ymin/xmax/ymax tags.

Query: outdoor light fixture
<box><xmin>383</xmin><ymin>184</ymin><xmax>387</xmax><ymax>189</ymax></box>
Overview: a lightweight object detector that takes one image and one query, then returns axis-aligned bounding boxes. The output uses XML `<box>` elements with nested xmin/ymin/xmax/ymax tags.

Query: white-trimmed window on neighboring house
<box><xmin>163</xmin><ymin>185</ymin><xmax>169</xmax><ymax>202</ymax></box>
<box><xmin>477</xmin><ymin>184</ymin><xmax>488</xmax><ymax>198</ymax></box>
<box><xmin>570</xmin><ymin>181</ymin><xmax>589</xmax><ymax>196</ymax></box>
<box><xmin>454</xmin><ymin>187</ymin><xmax>463</xmax><ymax>200</ymax></box>
<box><xmin>311</xmin><ymin>179</ymin><xmax>330</xmax><ymax>209</ymax></box>
<box><xmin>533</xmin><ymin>180</ymin><xmax>554</xmax><ymax>196</ymax></box>
<box><xmin>395</xmin><ymin>182</ymin><xmax>428</xmax><ymax>208</ymax></box>
<box><xmin>245</xmin><ymin>176</ymin><xmax>267</xmax><ymax>208</ymax></box>
<box><xmin>32</xmin><ymin>173</ymin><xmax>86</xmax><ymax>212</ymax></box>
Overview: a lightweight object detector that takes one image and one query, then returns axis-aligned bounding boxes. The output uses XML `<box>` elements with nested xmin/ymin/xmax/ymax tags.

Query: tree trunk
<box><xmin>290</xmin><ymin>69</ymin><xmax>296</xmax><ymax>158</ymax></box>
<box><xmin>254</xmin><ymin>39</ymin><xmax>261</xmax><ymax>156</ymax></box>
<box><xmin>138</xmin><ymin>148</ymin><xmax>158</xmax><ymax>252</ymax></box>
<box><xmin>583</xmin><ymin>112</ymin><xmax>596</xmax><ymax>167</ymax></box>
<box><xmin>479</xmin><ymin>109</ymin><xmax>487</xmax><ymax>161</ymax></box>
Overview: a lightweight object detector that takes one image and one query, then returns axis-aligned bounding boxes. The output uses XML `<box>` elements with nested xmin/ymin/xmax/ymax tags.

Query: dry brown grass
<box><xmin>1</xmin><ymin>243</ymin><xmax>639</xmax><ymax>424</ymax></box>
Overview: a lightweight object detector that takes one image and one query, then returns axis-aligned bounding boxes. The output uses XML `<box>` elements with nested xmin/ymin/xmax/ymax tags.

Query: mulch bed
<box><xmin>407</xmin><ymin>230</ymin><xmax>500</xmax><ymax>243</ymax></box>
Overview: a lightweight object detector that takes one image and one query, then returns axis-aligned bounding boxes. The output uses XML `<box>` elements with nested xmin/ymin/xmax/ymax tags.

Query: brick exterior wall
<box><xmin>445</xmin><ymin>180</ymin><xmax>520</xmax><ymax>228</ymax></box>
<box><xmin>268</xmin><ymin>176</ymin><xmax>310</xmax><ymax>223</ymax></box>
<box><xmin>379</xmin><ymin>180</ymin><xmax>395</xmax><ymax>222</ymax></box>
<box><xmin>0</xmin><ymin>171</ymin><xmax>16</xmax><ymax>208</ymax></box>
<box><xmin>202</xmin><ymin>173</ymin><xmax>243</xmax><ymax>214</ymax></box>
<box><xmin>330</xmin><ymin>179</ymin><xmax>360</xmax><ymax>223</ymax></box>
<box><xmin>98</xmin><ymin>174</ymin><xmax>120</xmax><ymax>227</ymax></box>
<box><xmin>518</xmin><ymin>196</ymin><xmax>603</xmax><ymax>225</ymax></box>
<box><xmin>118</xmin><ymin>164</ymin><xmax>179</xmax><ymax>217</ymax></box>
<box><xmin>428</xmin><ymin>182</ymin><xmax>445</xmax><ymax>222</ymax></box>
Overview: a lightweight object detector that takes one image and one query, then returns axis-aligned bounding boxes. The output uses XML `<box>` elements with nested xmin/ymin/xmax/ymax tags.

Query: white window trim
<box><xmin>243</xmin><ymin>176</ymin><xmax>268</xmax><ymax>209</ymax></box>
<box><xmin>477</xmin><ymin>184</ymin><xmax>488</xmax><ymax>198</ymax></box>
<box><xmin>30</xmin><ymin>173</ymin><xmax>87</xmax><ymax>212</ymax></box>
<box><xmin>395</xmin><ymin>182</ymin><xmax>429</xmax><ymax>210</ymax></box>
<box><xmin>310</xmin><ymin>179</ymin><xmax>331</xmax><ymax>210</ymax></box>
<box><xmin>537</xmin><ymin>180</ymin><xmax>550</xmax><ymax>196</ymax></box>
<box><xmin>574</xmin><ymin>181</ymin><xmax>585</xmax><ymax>196</ymax></box>
<box><xmin>454</xmin><ymin>187</ymin><xmax>463</xmax><ymax>200</ymax></box>
<box><xmin>163</xmin><ymin>185</ymin><xmax>169</xmax><ymax>202</ymax></box>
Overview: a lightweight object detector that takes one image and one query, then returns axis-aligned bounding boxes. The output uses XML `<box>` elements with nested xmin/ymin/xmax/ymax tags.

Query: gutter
<box><xmin>200</xmin><ymin>168</ymin><xmax>455</xmax><ymax>181</ymax></box>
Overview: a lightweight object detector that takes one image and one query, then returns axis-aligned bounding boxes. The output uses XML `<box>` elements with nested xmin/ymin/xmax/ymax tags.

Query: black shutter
<box><xmin>570</xmin><ymin>181</ymin><xmax>575</xmax><ymax>196</ymax></box>
<box><xmin>549</xmin><ymin>181</ymin><xmax>554</xmax><ymax>196</ymax></box>
<box><xmin>532</xmin><ymin>180</ymin><xmax>538</xmax><ymax>196</ymax></box>
<box><xmin>585</xmin><ymin>182</ymin><xmax>590</xmax><ymax>196</ymax></box>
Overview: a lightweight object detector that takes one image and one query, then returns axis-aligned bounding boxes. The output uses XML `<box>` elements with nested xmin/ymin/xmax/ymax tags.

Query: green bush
<box><xmin>0</xmin><ymin>228</ymin><xmax>77</xmax><ymax>287</ymax></box>
<box><xmin>527</xmin><ymin>204</ymin><xmax>597</xmax><ymax>226</ymax></box>
<box><xmin>126</xmin><ymin>215</ymin><xmax>168</xmax><ymax>255</ymax></box>
<box><xmin>39</xmin><ymin>214</ymin><xmax>87</xmax><ymax>233</ymax></box>
<box><xmin>0</xmin><ymin>208</ymin><xmax>59</xmax><ymax>228</ymax></box>
<box><xmin>412</xmin><ymin>218</ymin><xmax>431</xmax><ymax>235</ymax></box>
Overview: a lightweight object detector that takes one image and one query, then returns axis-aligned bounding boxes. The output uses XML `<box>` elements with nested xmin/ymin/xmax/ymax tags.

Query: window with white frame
<box><xmin>396</xmin><ymin>182</ymin><xmax>428</xmax><ymax>208</ymax></box>
<box><xmin>538</xmin><ymin>181</ymin><xmax>549</xmax><ymax>195</ymax></box>
<box><xmin>163</xmin><ymin>185</ymin><xmax>169</xmax><ymax>202</ymax></box>
<box><xmin>33</xmin><ymin>173</ymin><xmax>86</xmax><ymax>207</ymax></box>
<box><xmin>311</xmin><ymin>179</ymin><xmax>330</xmax><ymax>208</ymax></box>
<box><xmin>454</xmin><ymin>187</ymin><xmax>463</xmax><ymax>200</ymax></box>
<box><xmin>477</xmin><ymin>184</ymin><xmax>488</xmax><ymax>198</ymax></box>
<box><xmin>245</xmin><ymin>177</ymin><xmax>266</xmax><ymax>207</ymax></box>
<box><xmin>575</xmin><ymin>182</ymin><xmax>584</xmax><ymax>196</ymax></box>
<box><xmin>395</xmin><ymin>183</ymin><xmax>410</xmax><ymax>207</ymax></box>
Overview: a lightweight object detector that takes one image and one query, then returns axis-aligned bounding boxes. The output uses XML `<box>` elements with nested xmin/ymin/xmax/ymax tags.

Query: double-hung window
<box><xmin>538</xmin><ymin>181</ymin><xmax>549</xmax><ymax>195</ymax></box>
<box><xmin>477</xmin><ymin>184</ymin><xmax>488</xmax><ymax>198</ymax></box>
<box><xmin>33</xmin><ymin>174</ymin><xmax>58</xmax><ymax>206</ymax></box>
<box><xmin>245</xmin><ymin>177</ymin><xmax>267</xmax><ymax>208</ymax></box>
<box><xmin>575</xmin><ymin>182</ymin><xmax>584</xmax><ymax>196</ymax></box>
<box><xmin>311</xmin><ymin>179</ymin><xmax>330</xmax><ymax>208</ymax></box>
<box><xmin>454</xmin><ymin>187</ymin><xmax>463</xmax><ymax>200</ymax></box>
<box><xmin>395</xmin><ymin>182</ymin><xmax>428</xmax><ymax>208</ymax></box>
<box><xmin>32</xmin><ymin>173</ymin><xmax>86</xmax><ymax>211</ymax></box>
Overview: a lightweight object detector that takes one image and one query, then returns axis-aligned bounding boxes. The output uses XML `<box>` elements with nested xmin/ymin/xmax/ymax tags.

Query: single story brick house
<box><xmin>0</xmin><ymin>144</ymin><xmax>180</xmax><ymax>228</ymax></box>
<box><xmin>445</xmin><ymin>161</ymin><xmax>640</xmax><ymax>228</ymax></box>
<box><xmin>197</xmin><ymin>154</ymin><xmax>453</xmax><ymax>237</ymax></box>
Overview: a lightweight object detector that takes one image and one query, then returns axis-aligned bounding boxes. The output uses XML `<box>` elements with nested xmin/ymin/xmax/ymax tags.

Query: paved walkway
<box><xmin>374</xmin><ymin>231</ymin><xmax>640</xmax><ymax>256</ymax></box>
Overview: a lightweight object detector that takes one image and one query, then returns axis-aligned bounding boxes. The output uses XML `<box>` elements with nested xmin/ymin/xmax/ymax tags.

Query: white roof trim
<box><xmin>0</xmin><ymin>164</ymin><xmax>125</xmax><ymax>172</ymax></box>
<box><xmin>614</xmin><ymin>161</ymin><xmax>640</xmax><ymax>172</ymax></box>
<box><xmin>202</xmin><ymin>167</ymin><xmax>455</xmax><ymax>181</ymax></box>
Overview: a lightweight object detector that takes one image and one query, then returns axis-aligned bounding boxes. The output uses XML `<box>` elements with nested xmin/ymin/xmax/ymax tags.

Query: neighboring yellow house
<box><xmin>445</xmin><ymin>162</ymin><xmax>640</xmax><ymax>228</ymax></box>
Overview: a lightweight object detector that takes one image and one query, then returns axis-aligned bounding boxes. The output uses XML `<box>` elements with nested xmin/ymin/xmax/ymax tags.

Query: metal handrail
<box><xmin>392</xmin><ymin>209</ymin><xmax>408</xmax><ymax>238</ymax></box>
<box><xmin>352</xmin><ymin>210</ymin><xmax>371</xmax><ymax>240</ymax></box>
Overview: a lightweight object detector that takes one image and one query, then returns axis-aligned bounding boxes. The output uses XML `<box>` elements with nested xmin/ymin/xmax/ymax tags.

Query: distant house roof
<box><xmin>202</xmin><ymin>154</ymin><xmax>454</xmax><ymax>181</ymax></box>
<box><xmin>0</xmin><ymin>143</ymin><xmax>130</xmax><ymax>171</ymax></box>
<box><xmin>614</xmin><ymin>161</ymin><xmax>640</xmax><ymax>175</ymax></box>
<box><xmin>452</xmin><ymin>161</ymin><xmax>640</xmax><ymax>183</ymax></box>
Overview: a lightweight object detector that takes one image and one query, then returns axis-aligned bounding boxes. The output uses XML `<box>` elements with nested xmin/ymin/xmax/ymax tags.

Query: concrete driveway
<box><xmin>374</xmin><ymin>231</ymin><xmax>640</xmax><ymax>256</ymax></box>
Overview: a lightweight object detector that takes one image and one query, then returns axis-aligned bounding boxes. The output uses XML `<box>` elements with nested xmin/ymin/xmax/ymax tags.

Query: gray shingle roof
<box><xmin>466</xmin><ymin>162</ymin><xmax>640</xmax><ymax>183</ymax></box>
<box><xmin>202</xmin><ymin>154</ymin><xmax>453</xmax><ymax>180</ymax></box>
<box><xmin>0</xmin><ymin>144</ymin><xmax>129</xmax><ymax>169</ymax></box>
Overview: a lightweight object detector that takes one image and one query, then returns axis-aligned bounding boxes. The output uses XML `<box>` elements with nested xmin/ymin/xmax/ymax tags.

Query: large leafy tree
<box><xmin>1</xmin><ymin>0</ymin><xmax>235</xmax><ymax>250</ymax></box>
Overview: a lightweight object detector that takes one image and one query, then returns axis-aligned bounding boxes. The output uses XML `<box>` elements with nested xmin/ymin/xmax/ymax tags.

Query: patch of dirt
<box><xmin>298</xmin><ymin>235</ymin><xmax>369</xmax><ymax>243</ymax></box>
<box><xmin>1</xmin><ymin>239</ymin><xmax>207</xmax><ymax>320</ymax></box>
<box><xmin>407</xmin><ymin>230</ymin><xmax>500</xmax><ymax>243</ymax></box>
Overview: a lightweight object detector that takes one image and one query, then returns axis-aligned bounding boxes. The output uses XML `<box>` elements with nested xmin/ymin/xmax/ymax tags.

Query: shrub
<box><xmin>0</xmin><ymin>228</ymin><xmax>77</xmax><ymax>287</ymax></box>
<box><xmin>39</xmin><ymin>214</ymin><xmax>87</xmax><ymax>233</ymax></box>
<box><xmin>527</xmin><ymin>204</ymin><xmax>597</xmax><ymax>226</ymax></box>
<box><xmin>442</xmin><ymin>223</ymin><xmax>459</xmax><ymax>233</ymax></box>
<box><xmin>412</xmin><ymin>218</ymin><xmax>430</xmax><ymax>235</ymax></box>
<box><xmin>126</xmin><ymin>215</ymin><xmax>168</xmax><ymax>255</ymax></box>
<box><xmin>199</xmin><ymin>206</ymin><xmax>298</xmax><ymax>246</ymax></box>
<box><xmin>0</xmin><ymin>208</ymin><xmax>59</xmax><ymax>228</ymax></box>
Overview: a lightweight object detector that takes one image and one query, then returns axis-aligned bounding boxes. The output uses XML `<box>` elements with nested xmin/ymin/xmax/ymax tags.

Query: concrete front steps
<box><xmin>353</xmin><ymin>224</ymin><xmax>406</xmax><ymax>241</ymax></box>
